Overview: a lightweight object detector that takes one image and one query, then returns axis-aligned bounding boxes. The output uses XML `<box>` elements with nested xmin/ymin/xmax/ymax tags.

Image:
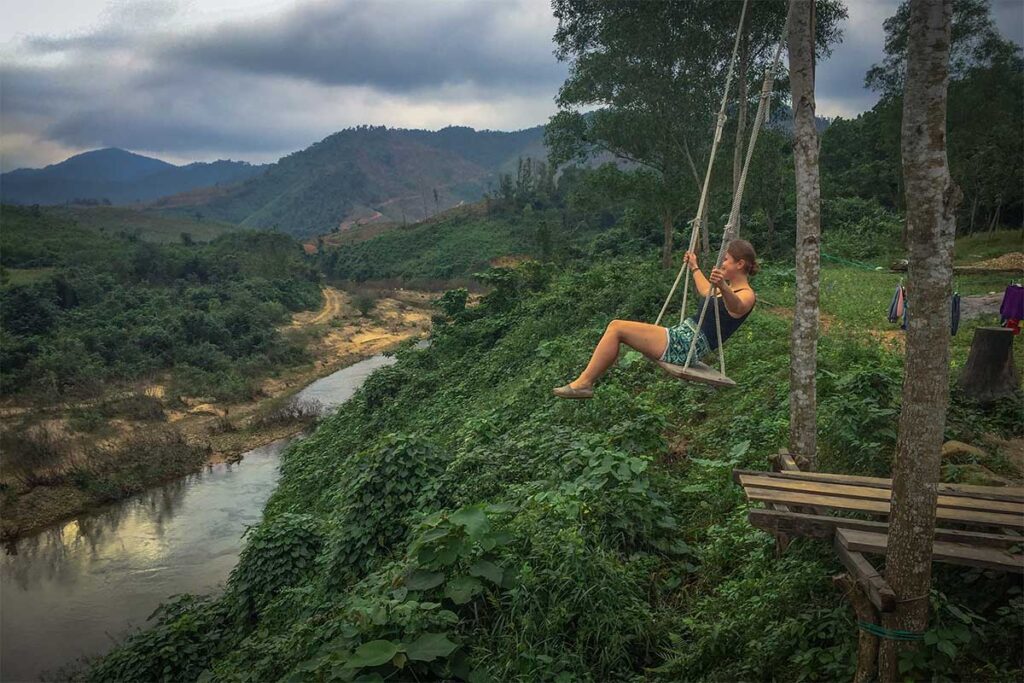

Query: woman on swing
<box><xmin>553</xmin><ymin>239</ymin><xmax>758</xmax><ymax>399</ymax></box>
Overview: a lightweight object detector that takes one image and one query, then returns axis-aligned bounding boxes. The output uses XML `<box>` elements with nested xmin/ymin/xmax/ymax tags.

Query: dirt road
<box><xmin>291</xmin><ymin>286</ymin><xmax>344</xmax><ymax>327</ymax></box>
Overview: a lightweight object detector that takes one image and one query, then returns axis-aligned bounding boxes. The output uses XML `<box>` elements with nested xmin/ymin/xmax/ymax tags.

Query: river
<box><xmin>0</xmin><ymin>351</ymin><xmax>400</xmax><ymax>682</ymax></box>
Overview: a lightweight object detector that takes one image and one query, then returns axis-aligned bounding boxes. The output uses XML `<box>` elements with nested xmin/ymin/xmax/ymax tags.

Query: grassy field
<box><xmin>954</xmin><ymin>229</ymin><xmax>1024</xmax><ymax>262</ymax></box>
<box><xmin>45</xmin><ymin>205</ymin><xmax>241</xmax><ymax>243</ymax></box>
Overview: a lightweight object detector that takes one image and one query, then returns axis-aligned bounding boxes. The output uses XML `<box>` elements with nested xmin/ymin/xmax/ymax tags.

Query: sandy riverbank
<box><xmin>0</xmin><ymin>287</ymin><xmax>434</xmax><ymax>542</ymax></box>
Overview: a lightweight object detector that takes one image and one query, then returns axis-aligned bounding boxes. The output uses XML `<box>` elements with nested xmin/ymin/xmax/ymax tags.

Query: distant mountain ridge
<box><xmin>154</xmin><ymin>125</ymin><xmax>548</xmax><ymax>238</ymax></box>
<box><xmin>1</xmin><ymin>148</ymin><xmax>265</xmax><ymax>206</ymax></box>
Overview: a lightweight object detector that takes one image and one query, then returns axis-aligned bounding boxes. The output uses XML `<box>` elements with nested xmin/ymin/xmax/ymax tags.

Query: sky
<box><xmin>1</xmin><ymin>0</ymin><xmax>1021</xmax><ymax>171</ymax></box>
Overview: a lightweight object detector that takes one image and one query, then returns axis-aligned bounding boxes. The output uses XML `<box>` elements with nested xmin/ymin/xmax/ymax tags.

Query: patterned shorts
<box><xmin>659</xmin><ymin>318</ymin><xmax>712</xmax><ymax>365</ymax></box>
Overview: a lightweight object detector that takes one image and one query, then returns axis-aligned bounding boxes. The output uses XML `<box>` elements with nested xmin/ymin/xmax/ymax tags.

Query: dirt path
<box><xmin>291</xmin><ymin>286</ymin><xmax>344</xmax><ymax>327</ymax></box>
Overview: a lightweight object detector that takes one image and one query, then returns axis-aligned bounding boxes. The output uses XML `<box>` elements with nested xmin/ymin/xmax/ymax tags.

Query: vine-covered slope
<box><xmin>86</xmin><ymin>256</ymin><xmax>1022</xmax><ymax>682</ymax></box>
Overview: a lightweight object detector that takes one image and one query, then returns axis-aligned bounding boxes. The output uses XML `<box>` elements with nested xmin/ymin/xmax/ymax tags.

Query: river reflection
<box><xmin>1</xmin><ymin>443</ymin><xmax>285</xmax><ymax>682</ymax></box>
<box><xmin>1</xmin><ymin>350</ymin><xmax>405</xmax><ymax>682</ymax></box>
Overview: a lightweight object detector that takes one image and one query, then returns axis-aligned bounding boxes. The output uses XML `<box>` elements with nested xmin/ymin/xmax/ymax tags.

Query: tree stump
<box><xmin>958</xmin><ymin>327</ymin><xmax>1020</xmax><ymax>402</ymax></box>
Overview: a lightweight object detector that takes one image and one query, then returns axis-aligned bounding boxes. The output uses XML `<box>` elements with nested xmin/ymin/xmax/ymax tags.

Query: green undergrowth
<box><xmin>86</xmin><ymin>257</ymin><xmax>1023</xmax><ymax>682</ymax></box>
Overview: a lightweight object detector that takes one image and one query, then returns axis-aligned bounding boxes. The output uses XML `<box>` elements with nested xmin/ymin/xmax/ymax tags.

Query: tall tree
<box><xmin>865</xmin><ymin>0</ymin><xmax>1014</xmax><ymax>98</ymax></box>
<box><xmin>787</xmin><ymin>0</ymin><xmax>822</xmax><ymax>468</ymax></box>
<box><xmin>861</xmin><ymin>0</ymin><xmax>1022</xmax><ymax>231</ymax></box>
<box><xmin>879</xmin><ymin>0</ymin><xmax>961</xmax><ymax>679</ymax></box>
<box><xmin>546</xmin><ymin>0</ymin><xmax>843</xmax><ymax>268</ymax></box>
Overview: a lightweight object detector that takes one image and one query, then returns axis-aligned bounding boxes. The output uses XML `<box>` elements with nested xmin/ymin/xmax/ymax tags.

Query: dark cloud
<box><xmin>2</xmin><ymin>0</ymin><xmax>1020</xmax><ymax>169</ymax></box>
<box><xmin>159</xmin><ymin>0</ymin><xmax>566</xmax><ymax>94</ymax></box>
<box><xmin>1</xmin><ymin>0</ymin><xmax>567</xmax><ymax>168</ymax></box>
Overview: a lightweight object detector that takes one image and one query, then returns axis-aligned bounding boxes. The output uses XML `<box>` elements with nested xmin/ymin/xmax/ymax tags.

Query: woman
<box><xmin>553</xmin><ymin>239</ymin><xmax>758</xmax><ymax>399</ymax></box>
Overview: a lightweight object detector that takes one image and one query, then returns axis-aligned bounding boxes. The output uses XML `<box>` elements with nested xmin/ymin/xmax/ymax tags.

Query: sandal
<box><xmin>552</xmin><ymin>384</ymin><xmax>594</xmax><ymax>399</ymax></box>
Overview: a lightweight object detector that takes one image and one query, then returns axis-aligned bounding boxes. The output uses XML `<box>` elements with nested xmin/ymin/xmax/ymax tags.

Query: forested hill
<box><xmin>0</xmin><ymin>148</ymin><xmax>264</xmax><ymax>206</ymax></box>
<box><xmin>152</xmin><ymin>125</ymin><xmax>546</xmax><ymax>238</ymax></box>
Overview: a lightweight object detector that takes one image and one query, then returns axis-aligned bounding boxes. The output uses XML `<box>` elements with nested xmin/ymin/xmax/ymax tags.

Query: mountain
<box><xmin>153</xmin><ymin>125</ymin><xmax>548</xmax><ymax>238</ymax></box>
<box><xmin>0</xmin><ymin>148</ymin><xmax>265</xmax><ymax>206</ymax></box>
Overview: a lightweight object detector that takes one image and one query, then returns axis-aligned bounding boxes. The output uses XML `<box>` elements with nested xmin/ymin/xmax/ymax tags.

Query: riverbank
<box><xmin>0</xmin><ymin>286</ymin><xmax>434</xmax><ymax>543</ymax></box>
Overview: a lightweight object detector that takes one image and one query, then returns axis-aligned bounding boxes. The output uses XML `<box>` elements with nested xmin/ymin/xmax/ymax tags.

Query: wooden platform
<box><xmin>733</xmin><ymin>450</ymin><xmax>1024</xmax><ymax>612</ymax></box>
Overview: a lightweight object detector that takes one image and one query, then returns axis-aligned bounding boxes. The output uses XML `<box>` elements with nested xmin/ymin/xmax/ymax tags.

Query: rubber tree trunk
<box><xmin>958</xmin><ymin>327</ymin><xmax>1020</xmax><ymax>402</ymax></box>
<box><xmin>787</xmin><ymin>0</ymin><xmax>821</xmax><ymax>469</ymax></box>
<box><xmin>661</xmin><ymin>208</ymin><xmax>675</xmax><ymax>269</ymax></box>
<box><xmin>879</xmin><ymin>1</ymin><xmax>962</xmax><ymax>679</ymax></box>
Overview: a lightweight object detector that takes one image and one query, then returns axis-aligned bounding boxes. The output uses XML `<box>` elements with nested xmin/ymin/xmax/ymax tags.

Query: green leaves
<box><xmin>450</xmin><ymin>505</ymin><xmax>490</xmax><ymax>540</ymax></box>
<box><xmin>405</xmin><ymin>633</ymin><xmax>458</xmax><ymax>662</ymax></box>
<box><xmin>404</xmin><ymin>569</ymin><xmax>445</xmax><ymax>590</ymax></box>
<box><xmin>444</xmin><ymin>576</ymin><xmax>483</xmax><ymax>605</ymax></box>
<box><xmin>468</xmin><ymin>560</ymin><xmax>504</xmax><ymax>585</ymax></box>
<box><xmin>346</xmin><ymin>640</ymin><xmax>399</xmax><ymax>668</ymax></box>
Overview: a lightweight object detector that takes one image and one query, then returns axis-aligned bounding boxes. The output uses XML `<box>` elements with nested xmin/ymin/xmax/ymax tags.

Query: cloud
<box><xmin>1</xmin><ymin>0</ymin><xmax>1020</xmax><ymax>169</ymax></box>
<box><xmin>815</xmin><ymin>0</ymin><xmax>896</xmax><ymax>118</ymax></box>
<box><xmin>1</xmin><ymin>0</ymin><xmax>566</xmax><ymax>170</ymax></box>
<box><xmin>160</xmin><ymin>0</ymin><xmax>565</xmax><ymax>94</ymax></box>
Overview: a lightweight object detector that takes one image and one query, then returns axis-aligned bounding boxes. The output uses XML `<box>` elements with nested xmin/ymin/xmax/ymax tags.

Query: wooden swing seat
<box><xmin>656</xmin><ymin>359</ymin><xmax>738</xmax><ymax>388</ymax></box>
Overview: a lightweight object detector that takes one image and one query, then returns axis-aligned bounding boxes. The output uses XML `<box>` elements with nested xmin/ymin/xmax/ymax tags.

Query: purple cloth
<box><xmin>1001</xmin><ymin>284</ymin><xmax>1024</xmax><ymax>321</ymax></box>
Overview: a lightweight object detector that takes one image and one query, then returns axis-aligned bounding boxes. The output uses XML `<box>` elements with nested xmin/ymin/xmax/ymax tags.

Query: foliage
<box><xmin>88</xmin><ymin>243</ymin><xmax>1022</xmax><ymax>681</ymax></box>
<box><xmin>0</xmin><ymin>206</ymin><xmax>321</xmax><ymax>400</ymax></box>
<box><xmin>228</xmin><ymin>513</ymin><xmax>325</xmax><ymax>622</ymax></box>
<box><xmin>320</xmin><ymin>432</ymin><xmax>449</xmax><ymax>583</ymax></box>
<box><xmin>827</xmin><ymin>0</ymin><xmax>1024</xmax><ymax>231</ymax></box>
<box><xmin>820</xmin><ymin>197</ymin><xmax>904</xmax><ymax>261</ymax></box>
<box><xmin>163</xmin><ymin>125</ymin><xmax>545</xmax><ymax>236</ymax></box>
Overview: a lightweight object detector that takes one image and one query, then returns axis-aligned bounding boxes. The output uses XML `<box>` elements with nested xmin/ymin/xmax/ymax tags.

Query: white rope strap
<box><xmin>653</xmin><ymin>0</ymin><xmax>749</xmax><ymax>328</ymax></box>
<box><xmin>682</xmin><ymin>4</ymin><xmax>793</xmax><ymax>372</ymax></box>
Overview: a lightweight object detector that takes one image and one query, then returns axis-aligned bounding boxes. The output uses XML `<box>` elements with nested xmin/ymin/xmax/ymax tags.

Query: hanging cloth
<box><xmin>888</xmin><ymin>284</ymin><xmax>905</xmax><ymax>323</ymax></box>
<box><xmin>1001</xmin><ymin>283</ymin><xmax>1024</xmax><ymax>335</ymax></box>
<box><xmin>950</xmin><ymin>291</ymin><xmax>961</xmax><ymax>336</ymax></box>
<box><xmin>999</xmin><ymin>284</ymin><xmax>1024</xmax><ymax>323</ymax></box>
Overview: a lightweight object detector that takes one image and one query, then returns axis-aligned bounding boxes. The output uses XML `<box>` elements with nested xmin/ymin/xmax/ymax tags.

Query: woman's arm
<box><xmin>708</xmin><ymin>268</ymin><xmax>756</xmax><ymax>317</ymax></box>
<box><xmin>683</xmin><ymin>251</ymin><xmax>712</xmax><ymax>297</ymax></box>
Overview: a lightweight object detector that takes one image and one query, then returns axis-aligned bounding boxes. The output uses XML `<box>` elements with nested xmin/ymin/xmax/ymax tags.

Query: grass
<box><xmin>2</xmin><ymin>267</ymin><xmax>56</xmax><ymax>285</ymax></box>
<box><xmin>954</xmin><ymin>229</ymin><xmax>1024</xmax><ymax>263</ymax></box>
<box><xmin>47</xmin><ymin>205</ymin><xmax>241</xmax><ymax>243</ymax></box>
<box><xmin>758</xmin><ymin>253</ymin><xmax>1023</xmax><ymax>378</ymax></box>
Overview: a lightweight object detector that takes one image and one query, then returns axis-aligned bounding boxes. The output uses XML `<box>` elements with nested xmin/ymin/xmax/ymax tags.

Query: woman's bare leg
<box><xmin>571</xmin><ymin>319</ymin><xmax>669</xmax><ymax>388</ymax></box>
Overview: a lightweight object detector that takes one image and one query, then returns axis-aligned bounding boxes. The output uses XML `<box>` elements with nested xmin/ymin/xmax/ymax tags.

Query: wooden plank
<box><xmin>748</xmin><ymin>508</ymin><xmax>1024</xmax><ymax>549</ymax></box>
<box><xmin>773</xmin><ymin>449</ymin><xmax>801</xmax><ymax>472</ymax></box>
<box><xmin>733</xmin><ymin>468</ymin><xmax>1024</xmax><ymax>503</ymax></box>
<box><xmin>738</xmin><ymin>474</ymin><xmax>1024</xmax><ymax>516</ymax></box>
<box><xmin>744</xmin><ymin>486</ymin><xmax>1024</xmax><ymax>530</ymax></box>
<box><xmin>837</xmin><ymin>528</ymin><xmax>1024</xmax><ymax>574</ymax></box>
<box><xmin>833</xmin><ymin>536</ymin><xmax>897</xmax><ymax>613</ymax></box>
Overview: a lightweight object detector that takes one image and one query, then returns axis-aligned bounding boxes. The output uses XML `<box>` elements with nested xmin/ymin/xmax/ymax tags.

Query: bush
<box><xmin>821</xmin><ymin>197</ymin><xmax>903</xmax><ymax>261</ymax></box>
<box><xmin>353</xmin><ymin>291</ymin><xmax>379</xmax><ymax>317</ymax></box>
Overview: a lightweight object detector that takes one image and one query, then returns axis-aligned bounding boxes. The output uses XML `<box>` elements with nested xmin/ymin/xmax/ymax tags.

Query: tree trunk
<box><xmin>732</xmin><ymin>30</ymin><xmax>750</xmax><ymax>237</ymax></box>
<box><xmin>879</xmin><ymin>1</ymin><xmax>961</xmax><ymax>680</ymax></box>
<box><xmin>834</xmin><ymin>573</ymin><xmax>880</xmax><ymax>683</ymax></box>
<box><xmin>958</xmin><ymin>327</ymin><xmax>1020</xmax><ymax>402</ymax></box>
<box><xmin>989</xmin><ymin>202</ymin><xmax>1001</xmax><ymax>231</ymax></box>
<box><xmin>787</xmin><ymin>0</ymin><xmax>822</xmax><ymax>469</ymax></box>
<box><xmin>661</xmin><ymin>208</ymin><xmax>675</xmax><ymax>269</ymax></box>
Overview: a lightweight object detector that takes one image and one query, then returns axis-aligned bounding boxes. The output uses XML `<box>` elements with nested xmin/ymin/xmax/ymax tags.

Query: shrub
<box><xmin>227</xmin><ymin>513</ymin><xmax>324</xmax><ymax>622</ymax></box>
<box><xmin>821</xmin><ymin>197</ymin><xmax>902</xmax><ymax>260</ymax></box>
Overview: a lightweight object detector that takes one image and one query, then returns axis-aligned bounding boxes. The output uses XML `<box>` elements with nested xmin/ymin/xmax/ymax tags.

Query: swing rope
<box><xmin>653</xmin><ymin>0</ymin><xmax>749</xmax><ymax>329</ymax></box>
<box><xmin>680</xmin><ymin>4</ymin><xmax>793</xmax><ymax>375</ymax></box>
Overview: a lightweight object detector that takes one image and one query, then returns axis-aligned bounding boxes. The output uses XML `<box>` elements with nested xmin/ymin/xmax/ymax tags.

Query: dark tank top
<box><xmin>688</xmin><ymin>289</ymin><xmax>754</xmax><ymax>350</ymax></box>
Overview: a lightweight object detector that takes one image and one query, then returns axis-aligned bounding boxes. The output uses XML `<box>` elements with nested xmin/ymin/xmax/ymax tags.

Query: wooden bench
<box><xmin>733</xmin><ymin>450</ymin><xmax>1024</xmax><ymax>613</ymax></box>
